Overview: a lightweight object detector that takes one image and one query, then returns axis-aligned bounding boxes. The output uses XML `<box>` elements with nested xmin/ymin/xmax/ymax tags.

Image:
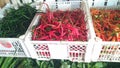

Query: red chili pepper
<box><xmin>32</xmin><ymin>7</ymin><xmax>87</xmax><ymax>41</ymax></box>
<box><xmin>38</xmin><ymin>36</ymin><xmax>49</xmax><ymax>40</ymax></box>
<box><xmin>117</xmin><ymin>38</ymin><xmax>120</xmax><ymax>42</ymax></box>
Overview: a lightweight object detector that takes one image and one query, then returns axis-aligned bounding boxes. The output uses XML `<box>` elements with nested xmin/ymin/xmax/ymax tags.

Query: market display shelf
<box><xmin>0</xmin><ymin>0</ymin><xmax>120</xmax><ymax>63</ymax></box>
<box><xmin>24</xmin><ymin>0</ymin><xmax>95</xmax><ymax>62</ymax></box>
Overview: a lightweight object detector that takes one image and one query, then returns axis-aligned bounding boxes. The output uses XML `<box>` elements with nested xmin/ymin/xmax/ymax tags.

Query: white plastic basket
<box><xmin>24</xmin><ymin>0</ymin><xmax>96</xmax><ymax>62</ymax></box>
<box><xmin>0</xmin><ymin>2</ymin><xmax>32</xmax><ymax>58</ymax></box>
<box><xmin>89</xmin><ymin>0</ymin><xmax>120</xmax><ymax>62</ymax></box>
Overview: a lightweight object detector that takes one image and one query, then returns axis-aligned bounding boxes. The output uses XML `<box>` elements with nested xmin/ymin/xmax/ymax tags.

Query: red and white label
<box><xmin>0</xmin><ymin>41</ymin><xmax>12</xmax><ymax>48</ymax></box>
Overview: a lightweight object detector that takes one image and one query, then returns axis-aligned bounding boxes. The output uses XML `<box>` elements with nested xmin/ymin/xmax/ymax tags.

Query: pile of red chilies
<box><xmin>32</xmin><ymin>9</ymin><xmax>87</xmax><ymax>41</ymax></box>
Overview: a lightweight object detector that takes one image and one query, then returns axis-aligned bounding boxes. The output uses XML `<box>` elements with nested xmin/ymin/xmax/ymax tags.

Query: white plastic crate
<box><xmin>24</xmin><ymin>0</ymin><xmax>96</xmax><ymax>62</ymax></box>
<box><xmin>89</xmin><ymin>0</ymin><xmax>120</xmax><ymax>62</ymax></box>
<box><xmin>0</xmin><ymin>2</ymin><xmax>31</xmax><ymax>58</ymax></box>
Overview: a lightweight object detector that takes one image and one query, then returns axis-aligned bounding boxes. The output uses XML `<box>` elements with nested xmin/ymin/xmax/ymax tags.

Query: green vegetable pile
<box><xmin>1</xmin><ymin>57</ymin><xmax>120</xmax><ymax>68</ymax></box>
<box><xmin>0</xmin><ymin>57</ymin><xmax>54</xmax><ymax>68</ymax></box>
<box><xmin>0</xmin><ymin>4</ymin><xmax>36</xmax><ymax>37</ymax></box>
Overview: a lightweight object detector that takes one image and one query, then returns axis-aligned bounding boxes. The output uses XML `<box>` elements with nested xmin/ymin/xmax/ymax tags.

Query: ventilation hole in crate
<box><xmin>115</xmin><ymin>58</ymin><xmax>118</xmax><ymax>61</ymax></box>
<box><xmin>39</xmin><ymin>52</ymin><xmax>42</xmax><ymax>56</ymax></box>
<box><xmin>92</xmin><ymin>2</ymin><xmax>94</xmax><ymax>6</ymax></box>
<box><xmin>106</xmin><ymin>51</ymin><xmax>108</xmax><ymax>54</ymax></box>
<box><xmin>118</xmin><ymin>57</ymin><xmax>120</xmax><ymax>60</ymax></box>
<box><xmin>100</xmin><ymin>51</ymin><xmax>103</xmax><ymax>53</ymax></box>
<box><xmin>104</xmin><ymin>2</ymin><xmax>107</xmax><ymax>6</ymax></box>
<box><xmin>110</xmin><ymin>51</ymin><xmax>112</xmax><ymax>54</ymax></box>
<box><xmin>112</xmin><ymin>51</ymin><xmax>115</xmax><ymax>55</ymax></box>
<box><xmin>82</xmin><ymin>54</ymin><xmax>85</xmax><ymax>60</ymax></box>
<box><xmin>112</xmin><ymin>58</ymin><xmax>115</xmax><ymax>61</ymax></box>
<box><xmin>45</xmin><ymin>52</ymin><xmax>48</xmax><ymax>56</ymax></box>
<box><xmin>79</xmin><ymin>53</ymin><xmax>81</xmax><ymax>57</ymax></box>
<box><xmin>102</xmin><ymin>46</ymin><xmax>104</xmax><ymax>49</ymax></box>
<box><xmin>76</xmin><ymin>53</ymin><xmax>78</xmax><ymax>57</ymax></box>
<box><xmin>20</xmin><ymin>0</ymin><xmax>23</xmax><ymax>3</ymax></box>
<box><xmin>45</xmin><ymin>46</ymin><xmax>49</xmax><ymax>50</ymax></box>
<box><xmin>42</xmin><ymin>52</ymin><xmax>45</xmax><ymax>56</ymax></box>
<box><xmin>117</xmin><ymin>1</ymin><xmax>120</xmax><ymax>5</ymax></box>
<box><xmin>103</xmin><ymin>51</ymin><xmax>105</xmax><ymax>54</ymax></box>
<box><xmin>34</xmin><ymin>44</ymin><xmax>36</xmax><ymax>46</ymax></box>
<box><xmin>99</xmin><ymin>55</ymin><xmax>101</xmax><ymax>58</ymax></box>
<box><xmin>108</xmin><ymin>47</ymin><xmax>110</xmax><ymax>49</ymax></box>
<box><xmin>80</xmin><ymin>2</ymin><xmax>81</xmax><ymax>6</ymax></box>
<box><xmin>48</xmin><ymin>52</ymin><xmax>50</xmax><ymax>56</ymax></box>
<box><xmin>109</xmin><ymin>51</ymin><xmax>111</xmax><ymax>54</ymax></box>
<box><xmin>119</xmin><ymin>47</ymin><xmax>120</xmax><ymax>50</ymax></box>
<box><xmin>83</xmin><ymin>45</ymin><xmax>86</xmax><ymax>49</ymax></box>
<box><xmin>56</xmin><ymin>3</ymin><xmax>58</xmax><ymax>9</ymax></box>
<box><xmin>66</xmin><ymin>1</ymin><xmax>70</xmax><ymax>4</ymax></box>
<box><xmin>10</xmin><ymin>0</ymin><xmax>13</xmax><ymax>4</ymax></box>
<box><xmin>74</xmin><ymin>47</ymin><xmax>77</xmax><ymax>51</ymax></box>
<box><xmin>37</xmin><ymin>52</ymin><xmax>39</xmax><ymax>55</ymax></box>
<box><xmin>32</xmin><ymin>0</ymin><xmax>34</xmax><ymax>2</ymax></box>
<box><xmin>39</xmin><ymin>52</ymin><xmax>41</xmax><ymax>56</ymax></box>
<box><xmin>70</xmin><ymin>46</ymin><xmax>72</xmax><ymax>51</ymax></box>
<box><xmin>33</xmin><ymin>45</ymin><xmax>37</xmax><ymax>49</ymax></box>
<box><xmin>73</xmin><ymin>52</ymin><xmax>75</xmax><ymax>57</ymax></box>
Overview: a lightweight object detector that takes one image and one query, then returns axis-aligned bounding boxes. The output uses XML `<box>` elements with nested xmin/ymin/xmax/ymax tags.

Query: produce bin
<box><xmin>0</xmin><ymin>3</ymin><xmax>37</xmax><ymax>58</ymax></box>
<box><xmin>89</xmin><ymin>0</ymin><xmax>120</xmax><ymax>62</ymax></box>
<box><xmin>24</xmin><ymin>0</ymin><xmax>96</xmax><ymax>62</ymax></box>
